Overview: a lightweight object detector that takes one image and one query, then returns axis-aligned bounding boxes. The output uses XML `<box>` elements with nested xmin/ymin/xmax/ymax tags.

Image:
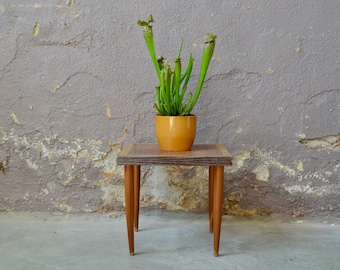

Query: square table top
<box><xmin>117</xmin><ymin>143</ymin><xmax>232</xmax><ymax>166</ymax></box>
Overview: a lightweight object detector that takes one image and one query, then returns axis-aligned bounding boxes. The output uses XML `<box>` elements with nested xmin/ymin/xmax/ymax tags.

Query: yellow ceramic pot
<box><xmin>155</xmin><ymin>115</ymin><xmax>197</xmax><ymax>151</ymax></box>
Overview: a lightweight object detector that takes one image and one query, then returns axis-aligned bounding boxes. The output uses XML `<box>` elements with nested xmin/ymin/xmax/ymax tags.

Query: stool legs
<box><xmin>209</xmin><ymin>166</ymin><xmax>214</xmax><ymax>233</ymax></box>
<box><xmin>124</xmin><ymin>165</ymin><xmax>135</xmax><ymax>256</ymax></box>
<box><xmin>134</xmin><ymin>165</ymin><xmax>140</xmax><ymax>232</ymax></box>
<box><xmin>124</xmin><ymin>164</ymin><xmax>224</xmax><ymax>257</ymax></box>
<box><xmin>213</xmin><ymin>166</ymin><xmax>224</xmax><ymax>257</ymax></box>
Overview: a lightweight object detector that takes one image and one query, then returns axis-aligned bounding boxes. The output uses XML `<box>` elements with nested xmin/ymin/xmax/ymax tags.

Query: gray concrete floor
<box><xmin>0</xmin><ymin>211</ymin><xmax>339</xmax><ymax>270</ymax></box>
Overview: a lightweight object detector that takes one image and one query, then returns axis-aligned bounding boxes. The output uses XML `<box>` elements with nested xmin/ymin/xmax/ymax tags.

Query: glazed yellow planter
<box><xmin>155</xmin><ymin>115</ymin><xmax>197</xmax><ymax>151</ymax></box>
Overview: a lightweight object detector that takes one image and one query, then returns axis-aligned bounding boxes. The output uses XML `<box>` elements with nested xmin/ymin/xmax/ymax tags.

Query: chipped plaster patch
<box><xmin>67</xmin><ymin>0</ymin><xmax>75</xmax><ymax>7</ymax></box>
<box><xmin>252</xmin><ymin>164</ymin><xmax>270</xmax><ymax>182</ymax></box>
<box><xmin>300</xmin><ymin>133</ymin><xmax>340</xmax><ymax>152</ymax></box>
<box><xmin>139</xmin><ymin>166</ymin><xmax>208</xmax><ymax>211</ymax></box>
<box><xmin>0</xmin><ymin>128</ymin><xmax>128</xmax><ymax>211</ymax></box>
<box><xmin>287</xmin><ymin>168</ymin><xmax>340</xmax><ymax>197</ymax></box>
<box><xmin>141</xmin><ymin>166</ymin><xmax>183</xmax><ymax>209</ymax></box>
<box><xmin>33</xmin><ymin>22</ymin><xmax>40</xmax><ymax>36</ymax></box>
<box><xmin>106</xmin><ymin>104</ymin><xmax>112</xmax><ymax>119</ymax></box>
<box><xmin>296</xmin><ymin>133</ymin><xmax>306</xmax><ymax>139</ymax></box>
<box><xmin>295</xmin><ymin>160</ymin><xmax>304</xmax><ymax>172</ymax></box>
<box><xmin>225</xmin><ymin>151</ymin><xmax>250</xmax><ymax>174</ymax></box>
<box><xmin>254</xmin><ymin>148</ymin><xmax>296</xmax><ymax>177</ymax></box>
<box><xmin>10</xmin><ymin>112</ymin><xmax>20</xmax><ymax>125</ymax></box>
<box><xmin>0</xmin><ymin>127</ymin><xmax>122</xmax><ymax>182</ymax></box>
<box><xmin>283</xmin><ymin>183</ymin><xmax>337</xmax><ymax>196</ymax></box>
<box><xmin>26</xmin><ymin>159</ymin><xmax>38</xmax><ymax>170</ymax></box>
<box><xmin>298</xmin><ymin>172</ymin><xmax>329</xmax><ymax>183</ymax></box>
<box><xmin>1</xmin><ymin>125</ymin><xmax>338</xmax><ymax>213</ymax></box>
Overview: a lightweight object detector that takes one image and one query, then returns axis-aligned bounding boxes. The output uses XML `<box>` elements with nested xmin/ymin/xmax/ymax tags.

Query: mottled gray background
<box><xmin>0</xmin><ymin>0</ymin><xmax>339</xmax><ymax>219</ymax></box>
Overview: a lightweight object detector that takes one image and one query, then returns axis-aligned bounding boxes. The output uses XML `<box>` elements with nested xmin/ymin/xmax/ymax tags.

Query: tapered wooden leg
<box><xmin>134</xmin><ymin>165</ymin><xmax>140</xmax><ymax>232</ymax></box>
<box><xmin>124</xmin><ymin>165</ymin><xmax>134</xmax><ymax>256</ymax></box>
<box><xmin>209</xmin><ymin>166</ymin><xmax>214</xmax><ymax>233</ymax></box>
<box><xmin>213</xmin><ymin>166</ymin><xmax>224</xmax><ymax>257</ymax></box>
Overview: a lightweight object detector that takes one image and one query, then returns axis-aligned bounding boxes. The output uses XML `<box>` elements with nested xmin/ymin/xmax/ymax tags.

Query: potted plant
<box><xmin>138</xmin><ymin>15</ymin><xmax>217</xmax><ymax>151</ymax></box>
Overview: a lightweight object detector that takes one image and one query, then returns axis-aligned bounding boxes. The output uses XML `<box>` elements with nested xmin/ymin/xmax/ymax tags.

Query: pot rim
<box><xmin>155</xmin><ymin>114</ymin><xmax>196</xmax><ymax>117</ymax></box>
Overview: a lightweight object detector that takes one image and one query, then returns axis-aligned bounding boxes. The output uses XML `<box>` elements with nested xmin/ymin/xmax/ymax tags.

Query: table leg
<box><xmin>213</xmin><ymin>166</ymin><xmax>224</xmax><ymax>257</ymax></box>
<box><xmin>134</xmin><ymin>165</ymin><xmax>140</xmax><ymax>232</ymax></box>
<box><xmin>124</xmin><ymin>165</ymin><xmax>135</xmax><ymax>256</ymax></box>
<box><xmin>209</xmin><ymin>166</ymin><xmax>214</xmax><ymax>233</ymax></box>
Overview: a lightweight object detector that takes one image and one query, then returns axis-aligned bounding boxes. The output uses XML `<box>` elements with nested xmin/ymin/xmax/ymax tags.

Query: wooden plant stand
<box><xmin>117</xmin><ymin>143</ymin><xmax>232</xmax><ymax>257</ymax></box>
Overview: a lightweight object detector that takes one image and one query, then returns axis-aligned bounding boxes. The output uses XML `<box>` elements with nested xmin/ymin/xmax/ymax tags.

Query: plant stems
<box><xmin>138</xmin><ymin>15</ymin><xmax>216</xmax><ymax>116</ymax></box>
<box><xmin>137</xmin><ymin>15</ymin><xmax>161</xmax><ymax>84</ymax></box>
<box><xmin>186</xmin><ymin>33</ymin><xmax>217</xmax><ymax>114</ymax></box>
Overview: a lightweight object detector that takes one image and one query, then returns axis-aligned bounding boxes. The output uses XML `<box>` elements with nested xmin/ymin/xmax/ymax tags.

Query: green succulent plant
<box><xmin>138</xmin><ymin>15</ymin><xmax>217</xmax><ymax>116</ymax></box>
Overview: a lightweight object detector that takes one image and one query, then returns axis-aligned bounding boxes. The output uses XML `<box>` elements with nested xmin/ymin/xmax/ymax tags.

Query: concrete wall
<box><xmin>0</xmin><ymin>1</ymin><xmax>339</xmax><ymax>219</ymax></box>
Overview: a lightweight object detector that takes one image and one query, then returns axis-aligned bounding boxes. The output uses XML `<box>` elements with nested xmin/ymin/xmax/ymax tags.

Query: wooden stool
<box><xmin>117</xmin><ymin>143</ymin><xmax>232</xmax><ymax>257</ymax></box>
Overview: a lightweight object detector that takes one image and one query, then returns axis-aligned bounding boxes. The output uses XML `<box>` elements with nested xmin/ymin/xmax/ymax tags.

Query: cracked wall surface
<box><xmin>0</xmin><ymin>0</ymin><xmax>339</xmax><ymax>219</ymax></box>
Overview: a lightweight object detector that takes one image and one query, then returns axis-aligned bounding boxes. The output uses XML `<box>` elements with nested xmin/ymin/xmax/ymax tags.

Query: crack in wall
<box><xmin>0</xmin><ymin>34</ymin><xmax>20</xmax><ymax>73</ymax></box>
<box><xmin>52</xmin><ymin>71</ymin><xmax>103</xmax><ymax>94</ymax></box>
<box><xmin>306</xmin><ymin>89</ymin><xmax>340</xmax><ymax>104</ymax></box>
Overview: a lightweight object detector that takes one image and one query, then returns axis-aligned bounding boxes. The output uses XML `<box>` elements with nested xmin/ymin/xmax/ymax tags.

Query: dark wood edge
<box><xmin>116</xmin><ymin>143</ymin><xmax>233</xmax><ymax>166</ymax></box>
<box><xmin>117</xmin><ymin>157</ymin><xmax>232</xmax><ymax>166</ymax></box>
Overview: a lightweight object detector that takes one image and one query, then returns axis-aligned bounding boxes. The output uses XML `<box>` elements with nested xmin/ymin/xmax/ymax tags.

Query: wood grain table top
<box><xmin>117</xmin><ymin>143</ymin><xmax>232</xmax><ymax>166</ymax></box>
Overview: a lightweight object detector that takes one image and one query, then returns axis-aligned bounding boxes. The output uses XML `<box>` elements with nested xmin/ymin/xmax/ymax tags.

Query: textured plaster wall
<box><xmin>0</xmin><ymin>1</ymin><xmax>339</xmax><ymax>219</ymax></box>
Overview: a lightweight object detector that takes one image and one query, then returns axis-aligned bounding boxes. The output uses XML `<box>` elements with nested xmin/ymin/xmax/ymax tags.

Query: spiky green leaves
<box><xmin>137</xmin><ymin>15</ymin><xmax>161</xmax><ymax>83</ymax></box>
<box><xmin>138</xmin><ymin>15</ymin><xmax>216</xmax><ymax>116</ymax></box>
<box><xmin>185</xmin><ymin>33</ymin><xmax>217</xmax><ymax>114</ymax></box>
